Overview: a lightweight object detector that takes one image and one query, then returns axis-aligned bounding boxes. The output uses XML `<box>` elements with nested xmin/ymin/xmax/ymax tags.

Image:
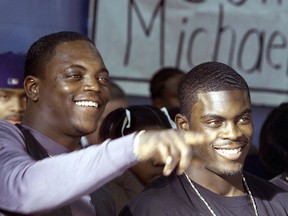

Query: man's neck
<box><xmin>21</xmin><ymin>120</ymin><xmax>82</xmax><ymax>151</ymax></box>
<box><xmin>185</xmin><ymin>166</ymin><xmax>245</xmax><ymax>196</ymax></box>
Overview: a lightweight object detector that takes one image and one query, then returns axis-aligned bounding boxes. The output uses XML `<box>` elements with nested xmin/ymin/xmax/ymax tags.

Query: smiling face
<box><xmin>177</xmin><ymin>90</ymin><xmax>253</xmax><ymax>177</ymax></box>
<box><xmin>24</xmin><ymin>40</ymin><xmax>110</xmax><ymax>143</ymax></box>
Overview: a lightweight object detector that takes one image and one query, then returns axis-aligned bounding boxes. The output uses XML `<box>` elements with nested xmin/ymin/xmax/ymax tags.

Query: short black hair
<box><xmin>149</xmin><ymin>67</ymin><xmax>185</xmax><ymax>99</ymax></box>
<box><xmin>25</xmin><ymin>31</ymin><xmax>95</xmax><ymax>78</ymax></box>
<box><xmin>258</xmin><ymin>102</ymin><xmax>288</xmax><ymax>174</ymax></box>
<box><xmin>99</xmin><ymin>105</ymin><xmax>172</xmax><ymax>141</ymax></box>
<box><xmin>179</xmin><ymin>62</ymin><xmax>250</xmax><ymax>117</ymax></box>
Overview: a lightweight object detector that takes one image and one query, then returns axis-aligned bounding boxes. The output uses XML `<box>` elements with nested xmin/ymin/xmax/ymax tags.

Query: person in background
<box><xmin>0</xmin><ymin>31</ymin><xmax>206</xmax><ymax>215</ymax></box>
<box><xmin>0</xmin><ymin>52</ymin><xmax>26</xmax><ymax>124</ymax></box>
<box><xmin>99</xmin><ymin>105</ymin><xmax>173</xmax><ymax>214</ymax></box>
<box><xmin>119</xmin><ymin>62</ymin><xmax>288</xmax><ymax>216</ymax></box>
<box><xmin>85</xmin><ymin>80</ymin><xmax>128</xmax><ymax>145</ymax></box>
<box><xmin>258</xmin><ymin>102</ymin><xmax>288</xmax><ymax>191</ymax></box>
<box><xmin>149</xmin><ymin>67</ymin><xmax>185</xmax><ymax>119</ymax></box>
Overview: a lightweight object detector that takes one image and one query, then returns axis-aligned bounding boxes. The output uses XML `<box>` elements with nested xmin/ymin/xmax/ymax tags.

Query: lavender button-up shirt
<box><xmin>0</xmin><ymin>120</ymin><xmax>138</xmax><ymax>215</ymax></box>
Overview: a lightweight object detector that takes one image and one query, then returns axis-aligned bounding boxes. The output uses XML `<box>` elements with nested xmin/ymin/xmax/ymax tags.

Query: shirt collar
<box><xmin>21</xmin><ymin>125</ymin><xmax>70</xmax><ymax>156</ymax></box>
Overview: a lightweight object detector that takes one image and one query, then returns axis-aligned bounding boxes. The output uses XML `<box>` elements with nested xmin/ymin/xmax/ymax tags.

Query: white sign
<box><xmin>89</xmin><ymin>0</ymin><xmax>288</xmax><ymax>106</ymax></box>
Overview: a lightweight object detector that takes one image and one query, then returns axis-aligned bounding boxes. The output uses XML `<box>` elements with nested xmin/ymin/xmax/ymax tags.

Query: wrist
<box><xmin>133</xmin><ymin>130</ymin><xmax>146</xmax><ymax>161</ymax></box>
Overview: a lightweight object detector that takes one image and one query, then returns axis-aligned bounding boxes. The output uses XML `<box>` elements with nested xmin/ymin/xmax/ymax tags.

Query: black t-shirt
<box><xmin>119</xmin><ymin>172</ymin><xmax>288</xmax><ymax>216</ymax></box>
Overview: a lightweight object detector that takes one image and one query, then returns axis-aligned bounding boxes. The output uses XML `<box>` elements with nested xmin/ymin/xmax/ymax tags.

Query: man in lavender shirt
<box><xmin>0</xmin><ymin>31</ymin><xmax>205</xmax><ymax>215</ymax></box>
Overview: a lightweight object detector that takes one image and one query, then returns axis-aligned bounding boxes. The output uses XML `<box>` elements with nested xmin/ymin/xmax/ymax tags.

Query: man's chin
<box><xmin>75</xmin><ymin>125</ymin><xmax>97</xmax><ymax>137</ymax></box>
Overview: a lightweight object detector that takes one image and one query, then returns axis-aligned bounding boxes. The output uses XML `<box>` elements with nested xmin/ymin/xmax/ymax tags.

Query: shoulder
<box><xmin>245</xmin><ymin>172</ymin><xmax>280</xmax><ymax>191</ymax></box>
<box><xmin>0</xmin><ymin>122</ymin><xmax>29</xmax><ymax>169</ymax></box>
<box><xmin>270</xmin><ymin>174</ymin><xmax>288</xmax><ymax>192</ymax></box>
<box><xmin>104</xmin><ymin>170</ymin><xmax>144</xmax><ymax>214</ymax></box>
<box><xmin>90</xmin><ymin>186</ymin><xmax>116</xmax><ymax>216</ymax></box>
<box><xmin>0</xmin><ymin>121</ymin><xmax>24</xmax><ymax>148</ymax></box>
<box><xmin>119</xmin><ymin>174</ymin><xmax>184</xmax><ymax>215</ymax></box>
<box><xmin>0</xmin><ymin>120</ymin><xmax>19</xmax><ymax>132</ymax></box>
<box><xmin>105</xmin><ymin>170</ymin><xmax>144</xmax><ymax>198</ymax></box>
<box><xmin>245</xmin><ymin>172</ymin><xmax>288</xmax><ymax>201</ymax></box>
<box><xmin>0</xmin><ymin>120</ymin><xmax>21</xmax><ymax>135</ymax></box>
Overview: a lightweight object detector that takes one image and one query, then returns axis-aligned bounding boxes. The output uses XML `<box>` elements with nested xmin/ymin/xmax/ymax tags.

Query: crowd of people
<box><xmin>0</xmin><ymin>31</ymin><xmax>287</xmax><ymax>216</ymax></box>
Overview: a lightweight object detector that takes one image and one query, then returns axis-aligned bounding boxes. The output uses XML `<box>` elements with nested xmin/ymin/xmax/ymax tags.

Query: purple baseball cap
<box><xmin>0</xmin><ymin>51</ymin><xmax>25</xmax><ymax>88</ymax></box>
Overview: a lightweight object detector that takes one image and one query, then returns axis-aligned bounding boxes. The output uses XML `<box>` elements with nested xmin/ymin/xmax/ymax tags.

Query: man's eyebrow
<box><xmin>100</xmin><ymin>68</ymin><xmax>109</xmax><ymax>74</ymax></box>
<box><xmin>200</xmin><ymin>114</ymin><xmax>224</xmax><ymax>120</ymax></box>
<box><xmin>235</xmin><ymin>108</ymin><xmax>252</xmax><ymax>118</ymax></box>
<box><xmin>200</xmin><ymin>108</ymin><xmax>252</xmax><ymax>120</ymax></box>
<box><xmin>67</xmin><ymin>64</ymin><xmax>109</xmax><ymax>74</ymax></box>
<box><xmin>67</xmin><ymin>64</ymin><xmax>88</xmax><ymax>70</ymax></box>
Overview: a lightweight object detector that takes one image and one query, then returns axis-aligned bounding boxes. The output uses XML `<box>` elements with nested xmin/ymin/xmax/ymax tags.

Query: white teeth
<box><xmin>215</xmin><ymin>148</ymin><xmax>241</xmax><ymax>155</ymax></box>
<box><xmin>75</xmin><ymin>101</ymin><xmax>98</xmax><ymax>108</ymax></box>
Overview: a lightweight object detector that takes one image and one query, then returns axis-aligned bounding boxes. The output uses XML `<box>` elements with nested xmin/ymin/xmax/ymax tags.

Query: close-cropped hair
<box><xmin>258</xmin><ymin>102</ymin><xmax>288</xmax><ymax>175</ymax></box>
<box><xmin>179</xmin><ymin>62</ymin><xmax>250</xmax><ymax>117</ymax></box>
<box><xmin>25</xmin><ymin>31</ymin><xmax>95</xmax><ymax>78</ymax></box>
<box><xmin>99</xmin><ymin>105</ymin><xmax>172</xmax><ymax>142</ymax></box>
<box><xmin>150</xmin><ymin>67</ymin><xmax>185</xmax><ymax>99</ymax></box>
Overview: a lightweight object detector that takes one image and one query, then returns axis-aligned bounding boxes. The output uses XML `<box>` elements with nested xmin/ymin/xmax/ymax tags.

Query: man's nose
<box><xmin>221</xmin><ymin>122</ymin><xmax>242</xmax><ymax>140</ymax></box>
<box><xmin>83</xmin><ymin>77</ymin><xmax>101</xmax><ymax>92</ymax></box>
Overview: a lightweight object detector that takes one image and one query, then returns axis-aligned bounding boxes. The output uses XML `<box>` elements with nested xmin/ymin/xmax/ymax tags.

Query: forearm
<box><xmin>0</xmin><ymin>134</ymin><xmax>137</xmax><ymax>214</ymax></box>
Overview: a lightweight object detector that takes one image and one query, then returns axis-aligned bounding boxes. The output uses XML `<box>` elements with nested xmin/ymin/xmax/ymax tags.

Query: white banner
<box><xmin>89</xmin><ymin>0</ymin><xmax>288</xmax><ymax>106</ymax></box>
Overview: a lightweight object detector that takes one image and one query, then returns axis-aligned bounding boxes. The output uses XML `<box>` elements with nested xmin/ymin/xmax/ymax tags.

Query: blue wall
<box><xmin>0</xmin><ymin>0</ymin><xmax>89</xmax><ymax>54</ymax></box>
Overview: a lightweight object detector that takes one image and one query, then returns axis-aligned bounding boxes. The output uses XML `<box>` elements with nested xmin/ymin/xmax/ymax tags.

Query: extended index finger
<box><xmin>183</xmin><ymin>131</ymin><xmax>206</xmax><ymax>146</ymax></box>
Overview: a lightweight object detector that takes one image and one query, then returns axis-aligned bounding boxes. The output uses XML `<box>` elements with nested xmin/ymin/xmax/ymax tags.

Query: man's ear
<box><xmin>24</xmin><ymin>75</ymin><xmax>39</xmax><ymax>102</ymax></box>
<box><xmin>175</xmin><ymin>113</ymin><xmax>189</xmax><ymax>130</ymax></box>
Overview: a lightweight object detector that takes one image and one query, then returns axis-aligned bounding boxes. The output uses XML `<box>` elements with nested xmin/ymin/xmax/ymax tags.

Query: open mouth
<box><xmin>75</xmin><ymin>101</ymin><xmax>99</xmax><ymax>108</ymax></box>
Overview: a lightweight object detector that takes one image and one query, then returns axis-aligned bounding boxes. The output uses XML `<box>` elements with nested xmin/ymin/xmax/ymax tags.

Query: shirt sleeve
<box><xmin>0</xmin><ymin>121</ymin><xmax>138</xmax><ymax>214</ymax></box>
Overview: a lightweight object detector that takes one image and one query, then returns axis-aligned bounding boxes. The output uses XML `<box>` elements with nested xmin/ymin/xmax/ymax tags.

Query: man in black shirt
<box><xmin>120</xmin><ymin>62</ymin><xmax>288</xmax><ymax>216</ymax></box>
